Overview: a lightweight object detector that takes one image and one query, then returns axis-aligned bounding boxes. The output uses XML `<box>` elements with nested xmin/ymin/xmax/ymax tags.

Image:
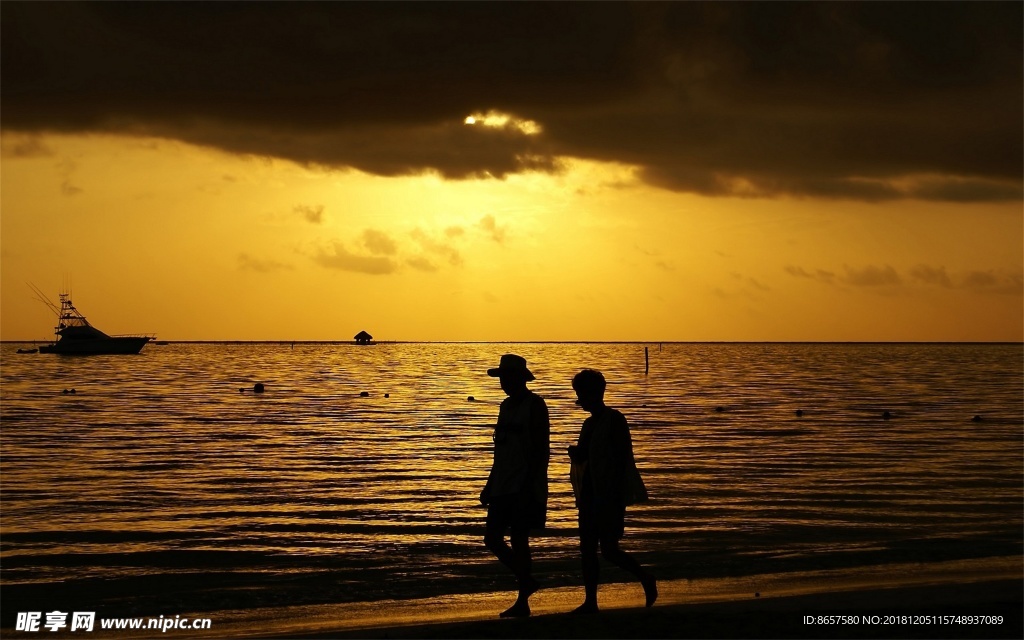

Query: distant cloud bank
<box><xmin>786</xmin><ymin>263</ymin><xmax>1022</xmax><ymax>295</ymax></box>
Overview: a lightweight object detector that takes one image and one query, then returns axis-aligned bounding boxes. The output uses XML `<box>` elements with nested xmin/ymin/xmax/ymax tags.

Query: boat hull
<box><xmin>39</xmin><ymin>337</ymin><xmax>151</xmax><ymax>355</ymax></box>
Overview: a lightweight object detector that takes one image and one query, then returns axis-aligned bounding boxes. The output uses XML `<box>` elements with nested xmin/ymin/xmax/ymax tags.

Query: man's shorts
<box><xmin>487</xmin><ymin>490</ymin><xmax>544</xmax><ymax>532</ymax></box>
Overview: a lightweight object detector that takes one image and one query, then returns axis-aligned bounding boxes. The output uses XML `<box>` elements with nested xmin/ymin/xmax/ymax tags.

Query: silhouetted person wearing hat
<box><xmin>480</xmin><ymin>354</ymin><xmax>550</xmax><ymax>618</ymax></box>
<box><xmin>568</xmin><ymin>368</ymin><xmax>656</xmax><ymax>614</ymax></box>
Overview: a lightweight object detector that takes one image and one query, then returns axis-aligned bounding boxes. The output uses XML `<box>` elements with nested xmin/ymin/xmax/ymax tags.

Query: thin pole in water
<box><xmin>645</xmin><ymin>346</ymin><xmax>649</xmax><ymax>375</ymax></box>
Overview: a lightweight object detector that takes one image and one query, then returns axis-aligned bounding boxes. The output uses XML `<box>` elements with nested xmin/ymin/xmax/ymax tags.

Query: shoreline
<box><xmin>13</xmin><ymin>555</ymin><xmax>1009</xmax><ymax>639</ymax></box>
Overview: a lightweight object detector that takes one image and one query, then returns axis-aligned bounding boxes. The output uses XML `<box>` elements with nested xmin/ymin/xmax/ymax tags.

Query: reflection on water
<box><xmin>1</xmin><ymin>343</ymin><xmax>1021</xmax><ymax>613</ymax></box>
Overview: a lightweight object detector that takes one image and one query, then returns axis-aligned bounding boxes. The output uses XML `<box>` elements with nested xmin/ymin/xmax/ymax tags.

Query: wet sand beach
<box><xmin>3</xmin><ymin>578</ymin><xmax>1020</xmax><ymax>639</ymax></box>
<box><xmin>34</xmin><ymin>556</ymin><xmax>1009</xmax><ymax>640</ymax></box>
<box><xmin>312</xmin><ymin>579</ymin><xmax>1022</xmax><ymax>640</ymax></box>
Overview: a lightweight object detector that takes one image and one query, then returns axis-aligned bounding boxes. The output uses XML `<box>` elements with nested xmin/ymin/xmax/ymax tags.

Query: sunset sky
<box><xmin>2</xmin><ymin>2</ymin><xmax>1021</xmax><ymax>342</ymax></box>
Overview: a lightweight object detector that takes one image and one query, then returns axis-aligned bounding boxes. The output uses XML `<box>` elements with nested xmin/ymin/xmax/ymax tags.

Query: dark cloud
<box><xmin>477</xmin><ymin>215</ymin><xmax>507</xmax><ymax>244</ymax></box>
<box><xmin>294</xmin><ymin>204</ymin><xmax>324</xmax><ymax>224</ymax></box>
<box><xmin>313</xmin><ymin>241</ymin><xmax>397</xmax><ymax>275</ymax></box>
<box><xmin>406</xmin><ymin>257</ymin><xmax>438</xmax><ymax>273</ymax></box>
<box><xmin>785</xmin><ymin>263</ymin><xmax>901</xmax><ymax>287</ymax></box>
<box><xmin>729</xmin><ymin>272</ymin><xmax>772</xmax><ymax>293</ymax></box>
<box><xmin>56</xmin><ymin>158</ymin><xmax>82</xmax><ymax>196</ymax></box>
<box><xmin>410</xmin><ymin>228</ymin><xmax>462</xmax><ymax>266</ymax></box>
<box><xmin>361</xmin><ymin>229</ymin><xmax>397</xmax><ymax>256</ymax></box>
<box><xmin>238</xmin><ymin>253</ymin><xmax>293</xmax><ymax>273</ymax></box>
<box><xmin>0</xmin><ymin>134</ymin><xmax>53</xmax><ymax>158</ymax></box>
<box><xmin>958</xmin><ymin>269</ymin><xmax>1022</xmax><ymax>295</ymax></box>
<box><xmin>909</xmin><ymin>264</ymin><xmax>953</xmax><ymax>288</ymax></box>
<box><xmin>843</xmin><ymin>264</ymin><xmax>902</xmax><ymax>287</ymax></box>
<box><xmin>310</xmin><ymin>226</ymin><xmax>469</xmax><ymax>275</ymax></box>
<box><xmin>788</xmin><ymin>263</ymin><xmax>1023</xmax><ymax>295</ymax></box>
<box><xmin>746</xmin><ymin>277</ymin><xmax>770</xmax><ymax>292</ymax></box>
<box><xmin>784</xmin><ymin>265</ymin><xmax>836</xmax><ymax>283</ymax></box>
<box><xmin>60</xmin><ymin>180</ymin><xmax>83</xmax><ymax>197</ymax></box>
<box><xmin>635</xmin><ymin>245</ymin><xmax>674</xmax><ymax>271</ymax></box>
<box><xmin>2</xmin><ymin>2</ymin><xmax>1020</xmax><ymax>201</ymax></box>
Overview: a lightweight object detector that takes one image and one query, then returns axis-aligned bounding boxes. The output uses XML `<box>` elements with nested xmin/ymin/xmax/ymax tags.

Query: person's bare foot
<box><xmin>642</xmin><ymin>576</ymin><xmax>658</xmax><ymax>608</ymax></box>
<box><xmin>571</xmin><ymin>601</ymin><xmax>599</xmax><ymax>615</ymax></box>
<box><xmin>500</xmin><ymin>601</ymin><xmax>531</xmax><ymax>618</ymax></box>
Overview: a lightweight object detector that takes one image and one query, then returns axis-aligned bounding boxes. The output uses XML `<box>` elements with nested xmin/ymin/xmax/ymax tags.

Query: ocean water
<box><xmin>1</xmin><ymin>342</ymin><xmax>1021</xmax><ymax>619</ymax></box>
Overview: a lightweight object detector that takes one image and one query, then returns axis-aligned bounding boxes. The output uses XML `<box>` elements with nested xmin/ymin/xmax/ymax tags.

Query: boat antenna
<box><xmin>27</xmin><ymin>282</ymin><xmax>60</xmax><ymax>317</ymax></box>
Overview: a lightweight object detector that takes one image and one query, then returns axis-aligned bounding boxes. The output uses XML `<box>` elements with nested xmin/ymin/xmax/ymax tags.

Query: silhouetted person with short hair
<box><xmin>480</xmin><ymin>354</ymin><xmax>550</xmax><ymax>618</ymax></box>
<box><xmin>568</xmin><ymin>368</ymin><xmax>657</xmax><ymax>614</ymax></box>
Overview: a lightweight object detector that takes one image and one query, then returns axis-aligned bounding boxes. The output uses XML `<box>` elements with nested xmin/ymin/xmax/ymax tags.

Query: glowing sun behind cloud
<box><xmin>464</xmin><ymin>111</ymin><xmax>543</xmax><ymax>136</ymax></box>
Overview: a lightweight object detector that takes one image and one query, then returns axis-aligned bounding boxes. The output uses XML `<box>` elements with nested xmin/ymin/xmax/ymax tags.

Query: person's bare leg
<box><xmin>484</xmin><ymin>526</ymin><xmax>516</xmax><ymax>574</ymax></box>
<box><xmin>485</xmin><ymin>516</ymin><xmax>529</xmax><ymax>617</ymax></box>
<box><xmin>601</xmin><ymin>540</ymin><xmax>657</xmax><ymax>607</ymax></box>
<box><xmin>500</xmin><ymin>529</ymin><xmax>535</xmax><ymax>617</ymax></box>
<box><xmin>573</xmin><ymin>534</ymin><xmax>600</xmax><ymax>614</ymax></box>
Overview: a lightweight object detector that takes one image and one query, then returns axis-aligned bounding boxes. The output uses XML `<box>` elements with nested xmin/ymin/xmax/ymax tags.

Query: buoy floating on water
<box><xmin>253</xmin><ymin>383</ymin><xmax>265</xmax><ymax>394</ymax></box>
<box><xmin>467</xmin><ymin>396</ymin><xmax>475</xmax><ymax>402</ymax></box>
<box><xmin>360</xmin><ymin>391</ymin><xmax>370</xmax><ymax>397</ymax></box>
<box><xmin>882</xmin><ymin>411</ymin><xmax>892</xmax><ymax>420</ymax></box>
<box><xmin>795</xmin><ymin>409</ymin><xmax>804</xmax><ymax>417</ymax></box>
<box><xmin>972</xmin><ymin>415</ymin><xmax>982</xmax><ymax>422</ymax></box>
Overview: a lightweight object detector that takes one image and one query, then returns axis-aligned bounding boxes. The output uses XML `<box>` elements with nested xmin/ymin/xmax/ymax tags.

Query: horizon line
<box><xmin>4</xmin><ymin>339</ymin><xmax>1022</xmax><ymax>345</ymax></box>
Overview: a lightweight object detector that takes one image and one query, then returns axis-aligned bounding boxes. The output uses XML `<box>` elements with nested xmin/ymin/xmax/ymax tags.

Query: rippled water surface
<box><xmin>2</xmin><ymin>342</ymin><xmax>1021</xmax><ymax>614</ymax></box>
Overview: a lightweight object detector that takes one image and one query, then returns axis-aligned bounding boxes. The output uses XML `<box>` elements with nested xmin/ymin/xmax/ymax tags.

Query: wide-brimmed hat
<box><xmin>487</xmin><ymin>354</ymin><xmax>535</xmax><ymax>381</ymax></box>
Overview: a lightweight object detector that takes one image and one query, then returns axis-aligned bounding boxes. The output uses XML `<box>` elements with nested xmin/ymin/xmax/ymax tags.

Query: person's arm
<box><xmin>480</xmin><ymin>403</ymin><xmax>505</xmax><ymax>505</ymax></box>
<box><xmin>480</xmin><ymin>457</ymin><xmax>495</xmax><ymax>505</ymax></box>
<box><xmin>610</xmin><ymin>410</ymin><xmax>634</xmax><ymax>500</ymax></box>
<box><xmin>529</xmin><ymin>397</ymin><xmax>550</xmax><ymax>494</ymax></box>
<box><xmin>615</xmin><ymin>409</ymin><xmax>648</xmax><ymax>504</ymax></box>
<box><xmin>617</xmin><ymin>411</ymin><xmax>635</xmax><ymax>469</ymax></box>
<box><xmin>533</xmin><ymin>398</ymin><xmax>550</xmax><ymax>462</ymax></box>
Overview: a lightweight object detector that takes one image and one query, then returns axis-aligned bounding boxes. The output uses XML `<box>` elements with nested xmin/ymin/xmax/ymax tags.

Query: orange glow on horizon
<box><xmin>1</xmin><ymin>133</ymin><xmax>1021</xmax><ymax>342</ymax></box>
